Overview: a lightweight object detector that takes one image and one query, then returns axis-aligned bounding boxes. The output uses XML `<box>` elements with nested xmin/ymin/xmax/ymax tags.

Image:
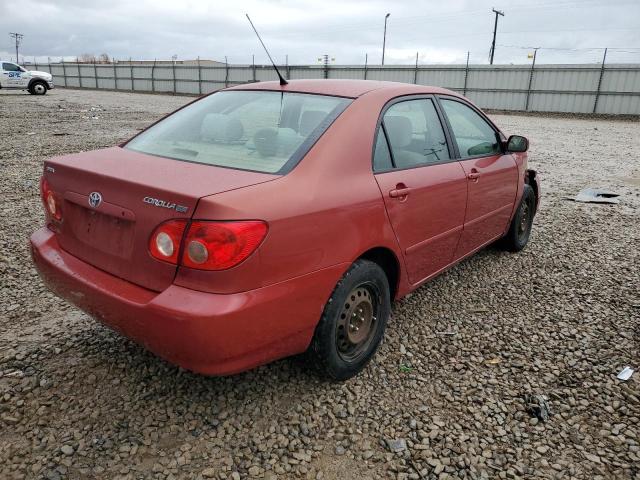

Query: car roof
<box><xmin>226</xmin><ymin>79</ymin><xmax>460</xmax><ymax>99</ymax></box>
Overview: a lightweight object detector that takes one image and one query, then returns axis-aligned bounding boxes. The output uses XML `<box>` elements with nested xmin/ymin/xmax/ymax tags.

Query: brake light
<box><xmin>40</xmin><ymin>177</ymin><xmax>62</xmax><ymax>221</ymax></box>
<box><xmin>149</xmin><ymin>220</ymin><xmax>188</xmax><ymax>264</ymax></box>
<box><xmin>149</xmin><ymin>220</ymin><xmax>268</xmax><ymax>270</ymax></box>
<box><xmin>182</xmin><ymin>221</ymin><xmax>268</xmax><ymax>270</ymax></box>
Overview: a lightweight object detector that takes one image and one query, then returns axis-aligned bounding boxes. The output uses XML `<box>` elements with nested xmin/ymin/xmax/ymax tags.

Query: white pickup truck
<box><xmin>1</xmin><ymin>61</ymin><xmax>54</xmax><ymax>95</ymax></box>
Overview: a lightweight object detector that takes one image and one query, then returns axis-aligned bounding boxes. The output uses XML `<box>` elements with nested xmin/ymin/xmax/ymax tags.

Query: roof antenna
<box><xmin>246</xmin><ymin>14</ymin><xmax>288</xmax><ymax>86</ymax></box>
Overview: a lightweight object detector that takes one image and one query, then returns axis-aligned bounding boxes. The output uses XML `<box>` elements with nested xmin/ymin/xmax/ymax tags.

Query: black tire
<box><xmin>306</xmin><ymin>259</ymin><xmax>390</xmax><ymax>381</ymax></box>
<box><xmin>30</xmin><ymin>81</ymin><xmax>48</xmax><ymax>95</ymax></box>
<box><xmin>502</xmin><ymin>183</ymin><xmax>536</xmax><ymax>252</ymax></box>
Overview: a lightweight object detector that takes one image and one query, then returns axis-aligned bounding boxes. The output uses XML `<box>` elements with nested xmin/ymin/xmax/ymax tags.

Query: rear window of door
<box><xmin>439</xmin><ymin>99</ymin><xmax>501</xmax><ymax>158</ymax></box>
<box><xmin>374</xmin><ymin>98</ymin><xmax>450</xmax><ymax>171</ymax></box>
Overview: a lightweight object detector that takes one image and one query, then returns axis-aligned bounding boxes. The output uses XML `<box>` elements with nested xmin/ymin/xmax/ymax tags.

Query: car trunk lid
<box><xmin>44</xmin><ymin>146</ymin><xmax>278</xmax><ymax>292</ymax></box>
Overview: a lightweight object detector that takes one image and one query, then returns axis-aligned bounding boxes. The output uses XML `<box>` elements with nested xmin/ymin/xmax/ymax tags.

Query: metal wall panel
<box><xmin>288</xmin><ymin>67</ymin><xmax>324</xmax><ymax>79</ymax></box>
<box><xmin>132</xmin><ymin>66</ymin><xmax>152</xmax><ymax>79</ymax></box>
<box><xmin>528</xmin><ymin>92</ymin><xmax>594</xmax><ymax>113</ymax></box>
<box><xmin>601</xmin><ymin>68</ymin><xmax>640</xmax><ymax>93</ymax></box>
<box><xmin>176</xmin><ymin>81</ymin><xmax>200</xmax><ymax>95</ymax></box>
<box><xmin>597</xmin><ymin>93</ymin><xmax>640</xmax><ymax>115</ymax></box>
<box><xmin>200</xmin><ymin>66</ymin><xmax>227</xmax><ymax>82</ymax></box>
<box><xmin>228</xmin><ymin>66</ymin><xmax>254</xmax><ymax>83</ymax></box>
<box><xmin>416</xmin><ymin>68</ymin><xmax>466</xmax><ymax>89</ymax></box>
<box><xmin>466</xmin><ymin>90</ymin><xmax>528</xmax><ymax>110</ymax></box>
<box><xmin>329</xmin><ymin>67</ymin><xmax>366</xmax><ymax>80</ymax></box>
<box><xmin>467</xmin><ymin>67</ymin><xmax>531</xmax><ymax>91</ymax></box>
<box><xmin>133</xmin><ymin>79</ymin><xmax>153</xmax><ymax>91</ymax></box>
<box><xmin>175</xmin><ymin>66</ymin><xmax>197</xmax><ymax>80</ymax></box>
<box><xmin>532</xmin><ymin>66</ymin><xmax>600</xmax><ymax>92</ymax></box>
<box><xmin>153</xmin><ymin>67</ymin><xmax>173</xmax><ymax>81</ymax></box>
<box><xmin>364</xmin><ymin>67</ymin><xmax>414</xmax><ymax>83</ymax></box>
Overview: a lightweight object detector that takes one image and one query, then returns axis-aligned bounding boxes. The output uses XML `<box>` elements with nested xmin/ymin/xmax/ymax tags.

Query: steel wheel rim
<box><xmin>518</xmin><ymin>200</ymin><xmax>531</xmax><ymax>239</ymax></box>
<box><xmin>336</xmin><ymin>283</ymin><xmax>379</xmax><ymax>362</ymax></box>
<box><xmin>34</xmin><ymin>84</ymin><xmax>45</xmax><ymax>94</ymax></box>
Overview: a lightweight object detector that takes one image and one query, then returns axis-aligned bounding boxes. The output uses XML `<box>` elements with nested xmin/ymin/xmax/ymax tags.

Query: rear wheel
<box><xmin>29</xmin><ymin>81</ymin><xmax>48</xmax><ymax>95</ymax></box>
<box><xmin>307</xmin><ymin>259</ymin><xmax>390</xmax><ymax>381</ymax></box>
<box><xmin>502</xmin><ymin>184</ymin><xmax>536</xmax><ymax>252</ymax></box>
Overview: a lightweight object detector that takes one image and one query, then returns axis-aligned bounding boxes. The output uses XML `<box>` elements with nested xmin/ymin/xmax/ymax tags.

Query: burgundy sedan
<box><xmin>31</xmin><ymin>80</ymin><xmax>539</xmax><ymax>380</ymax></box>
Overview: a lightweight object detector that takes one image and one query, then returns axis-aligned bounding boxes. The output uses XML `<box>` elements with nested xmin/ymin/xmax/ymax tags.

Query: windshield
<box><xmin>125</xmin><ymin>90</ymin><xmax>351</xmax><ymax>174</ymax></box>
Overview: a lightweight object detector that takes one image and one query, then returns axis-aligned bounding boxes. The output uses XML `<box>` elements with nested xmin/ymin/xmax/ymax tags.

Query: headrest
<box><xmin>299</xmin><ymin>110</ymin><xmax>326</xmax><ymax>136</ymax></box>
<box><xmin>253</xmin><ymin>127</ymin><xmax>300</xmax><ymax>157</ymax></box>
<box><xmin>384</xmin><ymin>116</ymin><xmax>413</xmax><ymax>149</ymax></box>
<box><xmin>201</xmin><ymin>114</ymin><xmax>244</xmax><ymax>143</ymax></box>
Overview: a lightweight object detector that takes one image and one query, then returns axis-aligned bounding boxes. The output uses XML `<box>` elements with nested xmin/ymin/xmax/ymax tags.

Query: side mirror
<box><xmin>506</xmin><ymin>135</ymin><xmax>529</xmax><ymax>153</ymax></box>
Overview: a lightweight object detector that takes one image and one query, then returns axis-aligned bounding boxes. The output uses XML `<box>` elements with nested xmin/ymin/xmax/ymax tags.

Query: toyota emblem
<box><xmin>88</xmin><ymin>192</ymin><xmax>102</xmax><ymax>208</ymax></box>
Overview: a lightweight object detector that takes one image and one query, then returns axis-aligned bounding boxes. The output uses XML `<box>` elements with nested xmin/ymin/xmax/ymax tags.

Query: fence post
<box><xmin>113</xmin><ymin>58</ymin><xmax>118</xmax><ymax>90</ymax></box>
<box><xmin>593</xmin><ymin>48</ymin><xmax>608</xmax><ymax>114</ymax></box>
<box><xmin>252</xmin><ymin>54</ymin><xmax>256</xmax><ymax>82</ymax></box>
<box><xmin>47</xmin><ymin>57</ymin><xmax>51</xmax><ymax>77</ymax></box>
<box><xmin>93</xmin><ymin>59</ymin><xmax>97</xmax><ymax>88</ymax></box>
<box><xmin>77</xmin><ymin>58</ymin><xmax>83</xmax><ymax>88</ymax></box>
<box><xmin>286</xmin><ymin>54</ymin><xmax>290</xmax><ymax>79</ymax></box>
<box><xmin>225</xmin><ymin>56</ymin><xmax>229</xmax><ymax>88</ymax></box>
<box><xmin>172</xmin><ymin>58</ymin><xmax>176</xmax><ymax>93</ymax></box>
<box><xmin>151</xmin><ymin>59</ymin><xmax>156</xmax><ymax>92</ymax></box>
<box><xmin>129</xmin><ymin>57</ymin><xmax>134</xmax><ymax>91</ymax></box>
<box><xmin>61</xmin><ymin>59</ymin><xmax>67</xmax><ymax>87</ymax></box>
<box><xmin>197</xmin><ymin>56</ymin><xmax>202</xmax><ymax>95</ymax></box>
<box><xmin>525</xmin><ymin>49</ymin><xmax>538</xmax><ymax>111</ymax></box>
<box><xmin>413</xmin><ymin>52</ymin><xmax>419</xmax><ymax>84</ymax></box>
<box><xmin>463</xmin><ymin>51</ymin><xmax>470</xmax><ymax>96</ymax></box>
<box><xmin>364</xmin><ymin>53</ymin><xmax>368</xmax><ymax>80</ymax></box>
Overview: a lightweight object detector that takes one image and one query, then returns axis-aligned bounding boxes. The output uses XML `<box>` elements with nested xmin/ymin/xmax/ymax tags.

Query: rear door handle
<box><xmin>389</xmin><ymin>187</ymin><xmax>411</xmax><ymax>198</ymax></box>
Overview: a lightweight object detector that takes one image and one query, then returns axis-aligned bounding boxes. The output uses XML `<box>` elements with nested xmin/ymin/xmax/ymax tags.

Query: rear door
<box><xmin>438</xmin><ymin>97</ymin><xmax>518</xmax><ymax>258</ymax></box>
<box><xmin>373</xmin><ymin>97</ymin><xmax>468</xmax><ymax>285</ymax></box>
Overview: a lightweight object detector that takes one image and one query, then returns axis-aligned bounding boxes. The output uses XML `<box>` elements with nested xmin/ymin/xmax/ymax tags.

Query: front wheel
<box><xmin>502</xmin><ymin>183</ymin><xmax>536</xmax><ymax>252</ymax></box>
<box><xmin>306</xmin><ymin>259</ymin><xmax>390</xmax><ymax>381</ymax></box>
<box><xmin>29</xmin><ymin>81</ymin><xmax>48</xmax><ymax>95</ymax></box>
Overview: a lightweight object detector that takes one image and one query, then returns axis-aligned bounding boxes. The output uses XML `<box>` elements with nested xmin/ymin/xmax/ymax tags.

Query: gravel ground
<box><xmin>1</xmin><ymin>88</ymin><xmax>638</xmax><ymax>480</ymax></box>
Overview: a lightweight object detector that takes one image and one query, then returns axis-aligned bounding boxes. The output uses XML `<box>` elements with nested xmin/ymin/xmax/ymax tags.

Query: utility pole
<box><xmin>382</xmin><ymin>13</ymin><xmax>390</xmax><ymax>66</ymax></box>
<box><xmin>9</xmin><ymin>32</ymin><xmax>24</xmax><ymax>63</ymax></box>
<box><xmin>489</xmin><ymin>9</ymin><xmax>504</xmax><ymax>65</ymax></box>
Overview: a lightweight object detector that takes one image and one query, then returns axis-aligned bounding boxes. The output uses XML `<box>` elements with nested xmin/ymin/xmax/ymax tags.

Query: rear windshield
<box><xmin>125</xmin><ymin>90</ymin><xmax>351</xmax><ymax>174</ymax></box>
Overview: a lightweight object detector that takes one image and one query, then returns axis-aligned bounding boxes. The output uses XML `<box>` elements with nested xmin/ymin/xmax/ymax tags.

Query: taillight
<box><xmin>149</xmin><ymin>220</ymin><xmax>188</xmax><ymax>264</ymax></box>
<box><xmin>40</xmin><ymin>177</ymin><xmax>62</xmax><ymax>221</ymax></box>
<box><xmin>182</xmin><ymin>221</ymin><xmax>268</xmax><ymax>270</ymax></box>
<box><xmin>149</xmin><ymin>220</ymin><xmax>268</xmax><ymax>270</ymax></box>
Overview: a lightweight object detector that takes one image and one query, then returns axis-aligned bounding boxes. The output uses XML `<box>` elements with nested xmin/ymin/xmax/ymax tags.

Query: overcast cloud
<box><xmin>1</xmin><ymin>0</ymin><xmax>639</xmax><ymax>65</ymax></box>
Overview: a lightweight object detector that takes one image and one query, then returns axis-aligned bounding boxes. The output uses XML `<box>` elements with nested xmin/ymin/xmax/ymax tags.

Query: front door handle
<box><xmin>467</xmin><ymin>169</ymin><xmax>480</xmax><ymax>181</ymax></box>
<box><xmin>389</xmin><ymin>187</ymin><xmax>411</xmax><ymax>198</ymax></box>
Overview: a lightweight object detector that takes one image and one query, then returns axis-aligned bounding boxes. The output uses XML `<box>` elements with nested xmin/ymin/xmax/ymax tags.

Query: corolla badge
<box><xmin>143</xmin><ymin>196</ymin><xmax>188</xmax><ymax>213</ymax></box>
<box><xmin>88</xmin><ymin>192</ymin><xmax>103</xmax><ymax>208</ymax></box>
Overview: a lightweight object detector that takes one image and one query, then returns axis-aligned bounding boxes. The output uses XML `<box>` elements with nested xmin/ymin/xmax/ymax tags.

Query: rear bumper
<box><xmin>30</xmin><ymin>227</ymin><xmax>347</xmax><ymax>375</ymax></box>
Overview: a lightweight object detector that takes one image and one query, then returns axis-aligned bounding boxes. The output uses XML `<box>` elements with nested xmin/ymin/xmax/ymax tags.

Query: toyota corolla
<box><xmin>30</xmin><ymin>79</ymin><xmax>539</xmax><ymax>380</ymax></box>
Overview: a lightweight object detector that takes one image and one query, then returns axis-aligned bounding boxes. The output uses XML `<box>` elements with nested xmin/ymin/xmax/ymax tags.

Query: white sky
<box><xmin>1</xmin><ymin>0</ymin><xmax>639</xmax><ymax>65</ymax></box>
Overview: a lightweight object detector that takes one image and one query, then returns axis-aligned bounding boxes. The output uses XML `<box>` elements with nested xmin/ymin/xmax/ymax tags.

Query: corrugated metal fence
<box><xmin>24</xmin><ymin>61</ymin><xmax>640</xmax><ymax>115</ymax></box>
